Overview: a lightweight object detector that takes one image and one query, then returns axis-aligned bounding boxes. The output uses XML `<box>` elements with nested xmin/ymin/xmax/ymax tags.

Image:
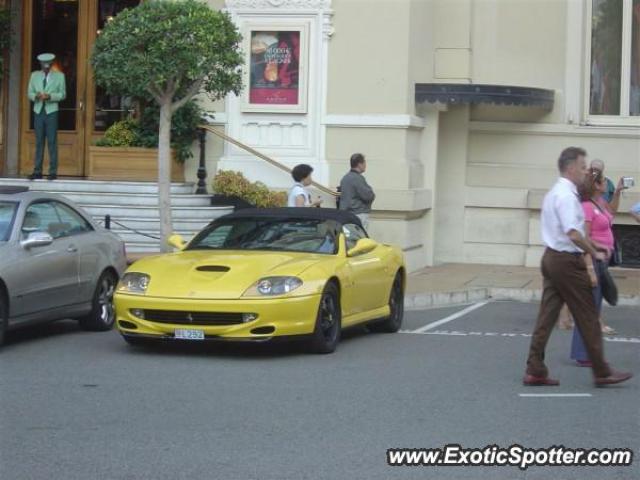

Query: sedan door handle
<box><xmin>67</xmin><ymin>245</ymin><xmax>78</xmax><ymax>253</ymax></box>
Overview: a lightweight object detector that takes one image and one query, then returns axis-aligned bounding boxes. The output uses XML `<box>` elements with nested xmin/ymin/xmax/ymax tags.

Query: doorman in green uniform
<box><xmin>27</xmin><ymin>53</ymin><xmax>66</xmax><ymax>180</ymax></box>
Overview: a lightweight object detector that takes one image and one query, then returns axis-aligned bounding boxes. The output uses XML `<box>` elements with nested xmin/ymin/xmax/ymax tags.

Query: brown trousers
<box><xmin>526</xmin><ymin>248</ymin><xmax>611</xmax><ymax>378</ymax></box>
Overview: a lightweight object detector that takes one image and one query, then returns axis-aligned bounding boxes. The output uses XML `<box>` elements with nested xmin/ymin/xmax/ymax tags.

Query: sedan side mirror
<box><xmin>21</xmin><ymin>231</ymin><xmax>53</xmax><ymax>249</ymax></box>
<box><xmin>167</xmin><ymin>234</ymin><xmax>187</xmax><ymax>250</ymax></box>
<box><xmin>347</xmin><ymin>238</ymin><xmax>378</xmax><ymax>257</ymax></box>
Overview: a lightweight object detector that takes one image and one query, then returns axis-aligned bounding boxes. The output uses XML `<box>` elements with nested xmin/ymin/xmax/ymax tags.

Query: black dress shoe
<box><xmin>47</xmin><ymin>174</ymin><xmax>57</xmax><ymax>181</ymax></box>
<box><xmin>28</xmin><ymin>172</ymin><xmax>43</xmax><ymax>180</ymax></box>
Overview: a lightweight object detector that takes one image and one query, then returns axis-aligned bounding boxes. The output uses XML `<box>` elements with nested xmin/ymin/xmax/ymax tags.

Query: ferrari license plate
<box><xmin>174</xmin><ymin>329</ymin><xmax>205</xmax><ymax>340</ymax></box>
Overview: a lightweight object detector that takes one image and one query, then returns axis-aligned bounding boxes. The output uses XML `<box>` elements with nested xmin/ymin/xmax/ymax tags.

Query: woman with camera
<box><xmin>571</xmin><ymin>168</ymin><xmax>618</xmax><ymax>366</ymax></box>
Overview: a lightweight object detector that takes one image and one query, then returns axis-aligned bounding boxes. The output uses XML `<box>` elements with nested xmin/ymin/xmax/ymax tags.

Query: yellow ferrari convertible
<box><xmin>115</xmin><ymin>208</ymin><xmax>405</xmax><ymax>353</ymax></box>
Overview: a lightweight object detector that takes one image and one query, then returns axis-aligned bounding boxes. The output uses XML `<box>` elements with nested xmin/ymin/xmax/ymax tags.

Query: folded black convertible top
<box><xmin>215</xmin><ymin>207</ymin><xmax>363</xmax><ymax>228</ymax></box>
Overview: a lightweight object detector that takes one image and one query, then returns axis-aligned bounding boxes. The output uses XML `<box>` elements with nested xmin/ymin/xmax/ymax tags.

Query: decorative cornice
<box><xmin>226</xmin><ymin>0</ymin><xmax>331</xmax><ymax>9</ymax></box>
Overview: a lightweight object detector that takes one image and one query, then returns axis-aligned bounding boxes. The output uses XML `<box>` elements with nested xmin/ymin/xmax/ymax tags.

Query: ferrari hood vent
<box><xmin>196</xmin><ymin>265</ymin><xmax>230</xmax><ymax>272</ymax></box>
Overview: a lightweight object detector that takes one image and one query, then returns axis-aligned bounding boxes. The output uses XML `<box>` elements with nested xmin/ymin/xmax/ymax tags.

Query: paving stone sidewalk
<box><xmin>406</xmin><ymin>263</ymin><xmax>640</xmax><ymax>309</ymax></box>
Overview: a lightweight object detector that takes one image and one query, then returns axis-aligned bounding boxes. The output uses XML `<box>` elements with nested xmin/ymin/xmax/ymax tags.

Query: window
<box><xmin>188</xmin><ymin>218</ymin><xmax>338</xmax><ymax>255</ymax></box>
<box><xmin>53</xmin><ymin>202</ymin><xmax>93</xmax><ymax>237</ymax></box>
<box><xmin>588</xmin><ymin>0</ymin><xmax>640</xmax><ymax>122</ymax></box>
<box><xmin>22</xmin><ymin>201</ymin><xmax>92</xmax><ymax>240</ymax></box>
<box><xmin>93</xmin><ymin>0</ymin><xmax>141</xmax><ymax>132</ymax></box>
<box><xmin>22</xmin><ymin>202</ymin><xmax>57</xmax><ymax>239</ymax></box>
<box><xmin>0</xmin><ymin>202</ymin><xmax>18</xmax><ymax>242</ymax></box>
<box><xmin>342</xmin><ymin>223</ymin><xmax>367</xmax><ymax>251</ymax></box>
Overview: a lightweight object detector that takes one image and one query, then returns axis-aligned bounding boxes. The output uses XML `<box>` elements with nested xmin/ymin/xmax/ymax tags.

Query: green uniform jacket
<box><xmin>27</xmin><ymin>70</ymin><xmax>66</xmax><ymax>114</ymax></box>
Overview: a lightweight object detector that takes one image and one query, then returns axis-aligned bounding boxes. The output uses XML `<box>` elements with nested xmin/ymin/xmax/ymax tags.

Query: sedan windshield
<box><xmin>0</xmin><ymin>202</ymin><xmax>18</xmax><ymax>242</ymax></box>
<box><xmin>187</xmin><ymin>218</ymin><xmax>338</xmax><ymax>254</ymax></box>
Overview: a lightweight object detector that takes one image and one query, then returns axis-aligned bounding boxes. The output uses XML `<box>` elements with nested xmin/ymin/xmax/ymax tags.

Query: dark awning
<box><xmin>415</xmin><ymin>84</ymin><xmax>554</xmax><ymax>109</ymax></box>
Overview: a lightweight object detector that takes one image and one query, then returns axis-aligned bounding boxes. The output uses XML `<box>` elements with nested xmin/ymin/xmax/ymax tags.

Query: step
<box><xmin>81</xmin><ymin>204</ymin><xmax>233</xmax><ymax>220</ymax></box>
<box><xmin>124</xmin><ymin>242</ymin><xmax>163</xmax><ymax>254</ymax></box>
<box><xmin>109</xmin><ymin>229</ymin><xmax>199</xmax><ymax>245</ymax></box>
<box><xmin>0</xmin><ymin>178</ymin><xmax>196</xmax><ymax>195</ymax></box>
<box><xmin>93</xmin><ymin>216</ymin><xmax>218</xmax><ymax>232</ymax></box>
<box><xmin>63</xmin><ymin>191</ymin><xmax>213</xmax><ymax>207</ymax></box>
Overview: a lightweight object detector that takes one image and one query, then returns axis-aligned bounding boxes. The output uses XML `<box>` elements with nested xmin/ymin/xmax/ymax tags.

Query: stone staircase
<box><xmin>0</xmin><ymin>178</ymin><xmax>234</xmax><ymax>253</ymax></box>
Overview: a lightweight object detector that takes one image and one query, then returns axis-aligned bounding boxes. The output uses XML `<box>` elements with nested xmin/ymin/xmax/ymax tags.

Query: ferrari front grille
<box><xmin>143</xmin><ymin>310</ymin><xmax>245</xmax><ymax>325</ymax></box>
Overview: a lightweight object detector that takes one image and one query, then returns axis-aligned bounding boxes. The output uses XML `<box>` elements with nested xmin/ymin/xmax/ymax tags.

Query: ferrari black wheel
<box><xmin>368</xmin><ymin>273</ymin><xmax>404</xmax><ymax>333</ymax></box>
<box><xmin>309</xmin><ymin>282</ymin><xmax>341</xmax><ymax>354</ymax></box>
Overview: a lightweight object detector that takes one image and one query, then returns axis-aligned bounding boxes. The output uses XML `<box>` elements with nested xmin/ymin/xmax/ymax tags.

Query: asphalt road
<box><xmin>1</xmin><ymin>301</ymin><xmax>638</xmax><ymax>480</ymax></box>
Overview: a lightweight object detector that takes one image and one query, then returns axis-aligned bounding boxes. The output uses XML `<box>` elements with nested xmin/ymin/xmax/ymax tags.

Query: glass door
<box><xmin>20</xmin><ymin>0</ymin><xmax>89</xmax><ymax>176</ymax></box>
<box><xmin>87</xmin><ymin>0</ymin><xmax>140</xmax><ymax>142</ymax></box>
<box><xmin>20</xmin><ymin>0</ymin><xmax>141</xmax><ymax>177</ymax></box>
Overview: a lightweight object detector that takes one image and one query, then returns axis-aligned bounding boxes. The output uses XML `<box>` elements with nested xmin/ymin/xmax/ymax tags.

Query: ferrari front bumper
<box><xmin>114</xmin><ymin>292</ymin><xmax>321</xmax><ymax>341</ymax></box>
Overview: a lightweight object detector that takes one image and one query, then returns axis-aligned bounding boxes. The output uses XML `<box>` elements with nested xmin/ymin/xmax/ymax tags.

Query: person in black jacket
<box><xmin>338</xmin><ymin>153</ymin><xmax>375</xmax><ymax>229</ymax></box>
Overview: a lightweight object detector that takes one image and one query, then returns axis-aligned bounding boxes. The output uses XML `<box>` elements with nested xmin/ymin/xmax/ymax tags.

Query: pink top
<box><xmin>581</xmin><ymin>198</ymin><xmax>614</xmax><ymax>250</ymax></box>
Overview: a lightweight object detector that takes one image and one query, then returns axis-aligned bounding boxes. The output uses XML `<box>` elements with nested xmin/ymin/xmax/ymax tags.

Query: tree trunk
<box><xmin>158</xmin><ymin>101</ymin><xmax>173</xmax><ymax>252</ymax></box>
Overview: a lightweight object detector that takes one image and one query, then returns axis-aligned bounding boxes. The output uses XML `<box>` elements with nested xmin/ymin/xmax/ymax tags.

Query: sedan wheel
<box><xmin>309</xmin><ymin>283</ymin><xmax>341</xmax><ymax>354</ymax></box>
<box><xmin>79</xmin><ymin>271</ymin><xmax>117</xmax><ymax>331</ymax></box>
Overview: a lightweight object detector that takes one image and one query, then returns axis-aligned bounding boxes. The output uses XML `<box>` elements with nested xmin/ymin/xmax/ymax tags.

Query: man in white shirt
<box><xmin>524</xmin><ymin>147</ymin><xmax>632</xmax><ymax>387</ymax></box>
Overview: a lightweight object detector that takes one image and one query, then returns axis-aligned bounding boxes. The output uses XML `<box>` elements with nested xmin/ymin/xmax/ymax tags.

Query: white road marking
<box><xmin>605</xmin><ymin>336</ymin><xmax>640</xmax><ymax>344</ymax></box>
<box><xmin>407</xmin><ymin>301</ymin><xmax>490</xmax><ymax>333</ymax></box>
<box><xmin>519</xmin><ymin>393</ymin><xmax>592</xmax><ymax>398</ymax></box>
<box><xmin>399</xmin><ymin>329</ymin><xmax>533</xmax><ymax>338</ymax></box>
<box><xmin>399</xmin><ymin>329</ymin><xmax>640</xmax><ymax>344</ymax></box>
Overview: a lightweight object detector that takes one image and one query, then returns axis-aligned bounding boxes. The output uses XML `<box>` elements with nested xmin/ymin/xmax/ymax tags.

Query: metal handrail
<box><xmin>199</xmin><ymin>124</ymin><xmax>339</xmax><ymax>197</ymax></box>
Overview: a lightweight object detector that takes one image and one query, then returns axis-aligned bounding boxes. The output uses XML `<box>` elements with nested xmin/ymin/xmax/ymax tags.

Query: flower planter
<box><xmin>87</xmin><ymin>146</ymin><xmax>184</xmax><ymax>182</ymax></box>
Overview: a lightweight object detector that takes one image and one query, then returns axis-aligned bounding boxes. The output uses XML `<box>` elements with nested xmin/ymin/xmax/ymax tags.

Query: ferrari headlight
<box><xmin>244</xmin><ymin>276</ymin><xmax>303</xmax><ymax>296</ymax></box>
<box><xmin>117</xmin><ymin>273</ymin><xmax>150</xmax><ymax>294</ymax></box>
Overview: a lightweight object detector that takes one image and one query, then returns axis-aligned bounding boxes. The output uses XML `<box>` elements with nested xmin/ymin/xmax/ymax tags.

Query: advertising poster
<box><xmin>244</xmin><ymin>26</ymin><xmax>307</xmax><ymax>113</ymax></box>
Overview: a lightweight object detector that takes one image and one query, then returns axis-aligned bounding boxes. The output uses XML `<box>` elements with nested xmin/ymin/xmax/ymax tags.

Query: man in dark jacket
<box><xmin>339</xmin><ymin>153</ymin><xmax>375</xmax><ymax>229</ymax></box>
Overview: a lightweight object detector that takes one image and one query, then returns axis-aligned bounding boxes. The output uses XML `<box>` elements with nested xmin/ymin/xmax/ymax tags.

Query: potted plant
<box><xmin>212</xmin><ymin>170</ymin><xmax>287</xmax><ymax>209</ymax></box>
<box><xmin>87</xmin><ymin>99</ymin><xmax>202</xmax><ymax>181</ymax></box>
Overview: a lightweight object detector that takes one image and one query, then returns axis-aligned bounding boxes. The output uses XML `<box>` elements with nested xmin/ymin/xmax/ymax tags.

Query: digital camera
<box><xmin>622</xmin><ymin>176</ymin><xmax>635</xmax><ymax>189</ymax></box>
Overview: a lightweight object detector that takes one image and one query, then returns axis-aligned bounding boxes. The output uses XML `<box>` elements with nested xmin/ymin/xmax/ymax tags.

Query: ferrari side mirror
<box><xmin>167</xmin><ymin>234</ymin><xmax>186</xmax><ymax>251</ymax></box>
<box><xmin>347</xmin><ymin>238</ymin><xmax>378</xmax><ymax>257</ymax></box>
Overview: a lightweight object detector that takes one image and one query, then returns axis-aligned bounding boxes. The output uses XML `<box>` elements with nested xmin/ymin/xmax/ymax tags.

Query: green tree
<box><xmin>91</xmin><ymin>0</ymin><xmax>243</xmax><ymax>250</ymax></box>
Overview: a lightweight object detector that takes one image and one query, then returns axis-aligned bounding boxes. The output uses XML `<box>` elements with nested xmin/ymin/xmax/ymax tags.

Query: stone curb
<box><xmin>404</xmin><ymin>288</ymin><xmax>489</xmax><ymax>310</ymax></box>
<box><xmin>405</xmin><ymin>288</ymin><xmax>640</xmax><ymax>309</ymax></box>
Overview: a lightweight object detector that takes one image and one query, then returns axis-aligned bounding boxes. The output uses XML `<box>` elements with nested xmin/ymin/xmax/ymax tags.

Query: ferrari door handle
<box><xmin>67</xmin><ymin>245</ymin><xmax>78</xmax><ymax>253</ymax></box>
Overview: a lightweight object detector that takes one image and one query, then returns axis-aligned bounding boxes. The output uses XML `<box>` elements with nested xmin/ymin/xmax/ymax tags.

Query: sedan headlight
<box><xmin>243</xmin><ymin>276</ymin><xmax>303</xmax><ymax>296</ymax></box>
<box><xmin>117</xmin><ymin>273</ymin><xmax>150</xmax><ymax>294</ymax></box>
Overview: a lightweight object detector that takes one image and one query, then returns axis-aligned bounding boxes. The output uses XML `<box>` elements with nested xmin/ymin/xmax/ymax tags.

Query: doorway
<box><xmin>19</xmin><ymin>0</ymin><xmax>139</xmax><ymax>177</ymax></box>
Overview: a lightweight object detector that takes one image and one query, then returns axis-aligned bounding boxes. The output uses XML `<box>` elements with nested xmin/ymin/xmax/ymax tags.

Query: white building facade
<box><xmin>4</xmin><ymin>0</ymin><xmax>636</xmax><ymax>270</ymax></box>
<box><xmin>196</xmin><ymin>0</ymin><xmax>640</xmax><ymax>272</ymax></box>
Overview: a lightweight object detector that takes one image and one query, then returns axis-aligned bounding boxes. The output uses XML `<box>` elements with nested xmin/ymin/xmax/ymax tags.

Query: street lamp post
<box><xmin>196</xmin><ymin>127</ymin><xmax>207</xmax><ymax>194</ymax></box>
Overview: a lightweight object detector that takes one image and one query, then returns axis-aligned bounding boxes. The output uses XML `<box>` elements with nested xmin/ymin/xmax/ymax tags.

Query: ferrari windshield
<box><xmin>0</xmin><ymin>202</ymin><xmax>18</xmax><ymax>242</ymax></box>
<box><xmin>187</xmin><ymin>218</ymin><xmax>338</xmax><ymax>254</ymax></box>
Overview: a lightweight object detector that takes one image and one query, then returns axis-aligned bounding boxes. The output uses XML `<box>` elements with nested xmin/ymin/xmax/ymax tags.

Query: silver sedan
<box><xmin>0</xmin><ymin>188</ymin><xmax>127</xmax><ymax>345</ymax></box>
